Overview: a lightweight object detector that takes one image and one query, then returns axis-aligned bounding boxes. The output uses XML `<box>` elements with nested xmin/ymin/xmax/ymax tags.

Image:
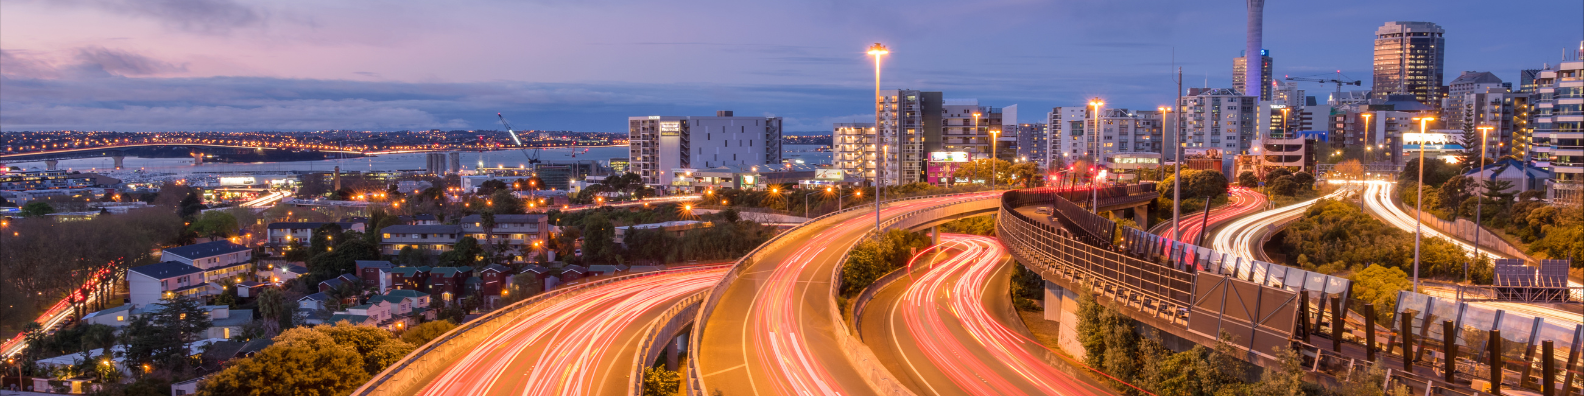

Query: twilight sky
<box><xmin>1</xmin><ymin>0</ymin><xmax>1580</xmax><ymax>133</ymax></box>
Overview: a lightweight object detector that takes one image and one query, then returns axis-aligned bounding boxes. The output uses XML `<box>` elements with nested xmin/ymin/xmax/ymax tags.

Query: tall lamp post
<box><xmin>972</xmin><ymin>112</ymin><xmax>982</xmax><ymax>185</ymax></box>
<box><xmin>1361</xmin><ymin>112</ymin><xmax>1373</xmax><ymax>163</ymax></box>
<box><xmin>1411</xmin><ymin>116</ymin><xmax>1436</xmax><ymax>293</ymax></box>
<box><xmin>1472</xmin><ymin>125</ymin><xmax>1493</xmax><ymax>282</ymax></box>
<box><xmin>990</xmin><ymin>127</ymin><xmax>1001</xmax><ymax>190</ymax></box>
<box><xmin>868</xmin><ymin>43</ymin><xmax>888</xmax><ymax>234</ymax></box>
<box><xmin>1089</xmin><ymin>98</ymin><xmax>1105</xmax><ymax>211</ymax></box>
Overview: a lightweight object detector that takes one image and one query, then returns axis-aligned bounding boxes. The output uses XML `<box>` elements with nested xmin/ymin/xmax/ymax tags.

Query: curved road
<box><xmin>418</xmin><ymin>267</ymin><xmax>727</xmax><ymax>396</ymax></box>
<box><xmin>1154</xmin><ymin>187</ymin><xmax>1265</xmax><ymax>245</ymax></box>
<box><xmin>697</xmin><ymin>192</ymin><xmax>1001</xmax><ymax>396</ymax></box>
<box><xmin>1360</xmin><ymin>181</ymin><xmax>1581</xmax><ymax>325</ymax></box>
<box><xmin>859</xmin><ymin>234</ymin><xmax>1112</xmax><ymax>396</ymax></box>
<box><xmin>1211</xmin><ymin>185</ymin><xmax>1353</xmax><ymax>263</ymax></box>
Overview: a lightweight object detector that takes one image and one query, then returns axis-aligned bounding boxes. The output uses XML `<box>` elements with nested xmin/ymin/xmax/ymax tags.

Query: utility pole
<box><xmin>1174</xmin><ymin>68</ymin><xmax>1184</xmax><ymax>241</ymax></box>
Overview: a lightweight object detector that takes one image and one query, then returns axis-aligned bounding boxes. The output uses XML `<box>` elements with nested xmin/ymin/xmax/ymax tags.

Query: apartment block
<box><xmin>628</xmin><ymin>111</ymin><xmax>782</xmax><ymax>187</ymax></box>
<box><xmin>1530</xmin><ymin>60</ymin><xmax>1584</xmax><ymax>204</ymax></box>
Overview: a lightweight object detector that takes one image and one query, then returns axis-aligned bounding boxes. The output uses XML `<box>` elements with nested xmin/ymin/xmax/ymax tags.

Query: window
<box><xmin>116</xmin><ymin>315</ymin><xmax>125</xmax><ymax>321</ymax></box>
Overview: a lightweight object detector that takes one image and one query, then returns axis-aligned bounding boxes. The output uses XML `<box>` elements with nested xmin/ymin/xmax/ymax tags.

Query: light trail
<box><xmin>1157</xmin><ymin>187</ymin><xmax>1265</xmax><ymax>245</ymax></box>
<box><xmin>1211</xmin><ymin>186</ymin><xmax>1351</xmax><ymax>263</ymax></box>
<box><xmin>1</xmin><ymin>263</ymin><xmax>119</xmax><ymax>357</ymax></box>
<box><xmin>418</xmin><ymin>268</ymin><xmax>727</xmax><ymax>396</ymax></box>
<box><xmin>890</xmin><ymin>234</ymin><xmax>1112</xmax><ymax>395</ymax></box>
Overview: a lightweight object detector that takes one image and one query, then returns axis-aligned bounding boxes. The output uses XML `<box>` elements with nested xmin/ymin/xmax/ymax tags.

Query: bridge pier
<box><xmin>45</xmin><ymin>160</ymin><xmax>58</xmax><ymax>170</ymax></box>
<box><xmin>1133</xmin><ymin>205</ymin><xmax>1149</xmax><ymax>230</ymax></box>
<box><xmin>113</xmin><ymin>155</ymin><xmax>125</xmax><ymax>170</ymax></box>
<box><xmin>665</xmin><ymin>334</ymin><xmax>681</xmax><ymax>371</ymax></box>
<box><xmin>191</xmin><ymin>152</ymin><xmax>204</xmax><ymax>165</ymax></box>
<box><xmin>1040</xmin><ymin>280</ymin><xmax>1085</xmax><ymax>359</ymax></box>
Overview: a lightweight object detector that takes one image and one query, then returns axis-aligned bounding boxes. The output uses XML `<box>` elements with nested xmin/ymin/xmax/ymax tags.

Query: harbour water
<box><xmin>6</xmin><ymin>145</ymin><xmax>832</xmax><ymax>175</ymax></box>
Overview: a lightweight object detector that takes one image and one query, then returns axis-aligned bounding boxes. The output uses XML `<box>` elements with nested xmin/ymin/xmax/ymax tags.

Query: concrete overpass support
<box><xmin>113</xmin><ymin>155</ymin><xmax>125</xmax><ymax>170</ymax></box>
<box><xmin>1041</xmin><ymin>280</ymin><xmax>1086</xmax><ymax>359</ymax></box>
<box><xmin>45</xmin><ymin>160</ymin><xmax>58</xmax><ymax>170</ymax></box>
<box><xmin>1133</xmin><ymin>204</ymin><xmax>1149</xmax><ymax>229</ymax></box>
<box><xmin>190</xmin><ymin>153</ymin><xmax>204</xmax><ymax>165</ymax></box>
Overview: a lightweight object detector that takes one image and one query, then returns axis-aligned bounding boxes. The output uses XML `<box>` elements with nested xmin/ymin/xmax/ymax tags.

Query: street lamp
<box><xmin>1088</xmin><ymin>98</ymin><xmax>1105</xmax><ymax>211</ymax></box>
<box><xmin>990</xmin><ymin>127</ymin><xmax>1000</xmax><ymax>190</ymax></box>
<box><xmin>1471</xmin><ymin>124</ymin><xmax>1494</xmax><ymax>283</ymax></box>
<box><xmin>868</xmin><ymin>43</ymin><xmax>889</xmax><ymax>235</ymax></box>
<box><xmin>1360</xmin><ymin>112</ymin><xmax>1373</xmax><ymax>163</ymax></box>
<box><xmin>1411</xmin><ymin>116</ymin><xmax>1436</xmax><ymax>293</ymax></box>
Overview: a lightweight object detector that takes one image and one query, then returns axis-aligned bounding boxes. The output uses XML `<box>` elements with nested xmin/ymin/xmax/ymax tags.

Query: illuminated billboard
<box><xmin>928</xmin><ymin>151</ymin><xmax>971</xmax><ymax>163</ymax></box>
<box><xmin>815</xmin><ymin>169</ymin><xmax>845</xmax><ymax>180</ymax></box>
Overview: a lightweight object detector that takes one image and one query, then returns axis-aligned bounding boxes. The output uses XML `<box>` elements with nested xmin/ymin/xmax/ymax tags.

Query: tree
<box><xmin>256</xmin><ymin>288</ymin><xmax>295</xmax><ymax>335</ymax></box>
<box><xmin>1349</xmin><ymin>264</ymin><xmax>1410</xmax><ymax>323</ymax></box>
<box><xmin>317</xmin><ymin>322</ymin><xmax>415</xmax><ymax>375</ymax></box>
<box><xmin>178</xmin><ymin>189</ymin><xmax>207</xmax><ymax>219</ymax></box>
<box><xmin>1332</xmin><ymin>159</ymin><xmax>1366</xmax><ymax>181</ymax></box>
<box><xmin>1237</xmin><ymin>171</ymin><xmax>1259</xmax><ymax>188</ymax></box>
<box><xmin>1436</xmin><ymin>176</ymin><xmax>1473</xmax><ymax>217</ymax></box>
<box><xmin>188</xmin><ymin>210</ymin><xmax>239</xmax><ymax>239</ymax></box>
<box><xmin>198</xmin><ymin>327</ymin><xmax>370</xmax><ymax>396</ymax></box>
<box><xmin>400</xmin><ymin>320</ymin><xmax>456</xmax><ymax>346</ymax></box>
<box><xmin>1269</xmin><ymin>176</ymin><xmax>1298</xmax><ymax>196</ymax></box>
<box><xmin>1158</xmin><ymin>170</ymin><xmax>1229</xmax><ymax>200</ymax></box>
<box><xmin>20</xmin><ymin>201</ymin><xmax>55</xmax><ymax>217</ymax></box>
<box><xmin>306</xmin><ymin>238</ymin><xmax>379</xmax><ymax>282</ymax></box>
<box><xmin>1290</xmin><ymin>172</ymin><xmax>1315</xmax><ymax>192</ymax></box>
<box><xmin>641</xmin><ymin>366</ymin><xmax>682</xmax><ymax>396</ymax></box>
<box><xmin>150</xmin><ymin>296</ymin><xmax>213</xmax><ymax>364</ymax></box>
<box><xmin>579</xmin><ymin>213</ymin><xmax>619</xmax><ymax>264</ymax></box>
<box><xmin>476</xmin><ymin>179</ymin><xmax>508</xmax><ymax>196</ymax></box>
<box><xmin>437</xmin><ymin>237</ymin><xmax>483</xmax><ymax>268</ymax></box>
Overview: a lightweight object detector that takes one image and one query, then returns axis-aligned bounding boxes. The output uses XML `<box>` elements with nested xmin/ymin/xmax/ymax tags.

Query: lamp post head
<box><xmin>1089</xmin><ymin>99</ymin><xmax>1105</xmax><ymax>107</ymax></box>
<box><xmin>867</xmin><ymin>43</ymin><xmax>889</xmax><ymax>56</ymax></box>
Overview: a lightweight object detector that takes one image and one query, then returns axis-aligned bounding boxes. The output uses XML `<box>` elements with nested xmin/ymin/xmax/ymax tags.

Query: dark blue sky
<box><xmin>2</xmin><ymin>0</ymin><xmax>1580</xmax><ymax>132</ymax></box>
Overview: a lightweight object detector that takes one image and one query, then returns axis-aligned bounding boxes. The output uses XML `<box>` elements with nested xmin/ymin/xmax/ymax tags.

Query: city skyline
<box><xmin>1</xmin><ymin>0</ymin><xmax>1580</xmax><ymax>133</ymax></box>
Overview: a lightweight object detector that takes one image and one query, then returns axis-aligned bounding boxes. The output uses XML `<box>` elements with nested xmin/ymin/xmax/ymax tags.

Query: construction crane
<box><xmin>1283</xmin><ymin>71</ymin><xmax>1362</xmax><ymax>101</ymax></box>
<box><xmin>497</xmin><ymin>113</ymin><xmax>540</xmax><ymax>166</ymax></box>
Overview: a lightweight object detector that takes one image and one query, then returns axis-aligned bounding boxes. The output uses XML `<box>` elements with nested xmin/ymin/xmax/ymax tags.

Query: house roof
<box><xmin>384</xmin><ymin>289</ymin><xmax>429</xmax><ymax>299</ymax></box>
<box><xmin>1450</xmin><ymin>71</ymin><xmax>1504</xmax><ymax>86</ymax></box>
<box><xmin>129</xmin><ymin>261</ymin><xmax>204</xmax><ymax>280</ymax></box>
<box><xmin>587</xmin><ymin>264</ymin><xmax>628</xmax><ymax>273</ymax></box>
<box><xmin>1465</xmin><ymin>158</ymin><xmax>1553</xmax><ymax>180</ymax></box>
<box><xmin>414</xmin><ymin>213</ymin><xmax>437</xmax><ymax>220</ymax></box>
<box><xmin>628</xmin><ymin>265</ymin><xmax>665</xmax><ymax>274</ymax></box>
<box><xmin>521</xmin><ymin>265</ymin><xmax>551</xmax><ymax>274</ymax></box>
<box><xmin>281</xmin><ymin>265</ymin><xmax>309</xmax><ymax>274</ymax></box>
<box><xmin>237</xmin><ymin>281</ymin><xmax>267</xmax><ymax>288</ymax></box>
<box><xmin>326</xmin><ymin>314</ymin><xmax>372</xmax><ymax>325</ymax></box>
<box><xmin>163</xmin><ymin>241</ymin><xmax>249</xmax><ymax>260</ymax></box>
<box><xmin>386</xmin><ymin>266</ymin><xmax>428</xmax><ymax>276</ymax></box>
<box><xmin>381</xmin><ymin>224</ymin><xmax>463</xmax><ymax>234</ymax></box>
<box><xmin>429</xmin><ymin>267</ymin><xmax>468</xmax><ymax>277</ymax></box>
<box><xmin>480</xmin><ymin>264</ymin><xmax>512</xmax><ymax>274</ymax></box>
<box><xmin>465</xmin><ymin>277</ymin><xmax>483</xmax><ymax>285</ymax></box>
<box><xmin>561</xmin><ymin>265</ymin><xmax>588</xmax><ymax>274</ymax></box>
<box><xmin>85</xmin><ymin>304</ymin><xmax>136</xmax><ymax>318</ymax></box>
<box><xmin>268</xmin><ymin>222</ymin><xmax>355</xmax><ymax>230</ymax></box>
<box><xmin>319</xmin><ymin>278</ymin><xmax>348</xmax><ymax>289</ymax></box>
<box><xmin>459</xmin><ymin>214</ymin><xmax>546</xmax><ymax>224</ymax></box>
<box><xmin>211</xmin><ymin>309</ymin><xmax>253</xmax><ymax>327</ymax></box>
<box><xmin>356</xmin><ymin>260</ymin><xmax>393</xmax><ymax>271</ymax></box>
<box><xmin>299</xmin><ymin>292</ymin><xmax>332</xmax><ymax>302</ymax></box>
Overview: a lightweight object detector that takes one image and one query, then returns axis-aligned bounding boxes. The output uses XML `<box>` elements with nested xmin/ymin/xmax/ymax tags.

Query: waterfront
<box><xmin>4</xmin><ymin>144</ymin><xmax>832</xmax><ymax>175</ymax></box>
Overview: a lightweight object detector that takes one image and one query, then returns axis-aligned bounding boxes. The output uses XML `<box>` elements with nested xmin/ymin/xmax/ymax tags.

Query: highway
<box><xmin>859</xmin><ymin>234</ymin><xmax>1112</xmax><ymax>396</ymax></box>
<box><xmin>1</xmin><ymin>265</ymin><xmax>118</xmax><ymax>358</ymax></box>
<box><xmin>1359</xmin><ymin>181</ymin><xmax>1582</xmax><ymax>325</ymax></box>
<box><xmin>417</xmin><ymin>267</ymin><xmax>727</xmax><ymax>396</ymax></box>
<box><xmin>1211</xmin><ymin>185</ymin><xmax>1353</xmax><ymax>263</ymax></box>
<box><xmin>696</xmin><ymin>192</ymin><xmax>1000</xmax><ymax>396</ymax></box>
<box><xmin>1154</xmin><ymin>187</ymin><xmax>1265</xmax><ymax>245</ymax></box>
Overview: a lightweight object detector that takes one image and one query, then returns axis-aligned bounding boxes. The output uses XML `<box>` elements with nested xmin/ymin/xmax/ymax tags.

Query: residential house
<box><xmin>427</xmin><ymin>267</ymin><xmax>472</xmax><ymax>303</ymax></box>
<box><xmin>266</xmin><ymin>221</ymin><xmax>364</xmax><ymax>256</ymax></box>
<box><xmin>477</xmin><ymin>264</ymin><xmax>513</xmax><ymax>303</ymax></box>
<box><xmin>413</xmin><ymin>213</ymin><xmax>440</xmax><ymax>225</ymax></box>
<box><xmin>161</xmin><ymin>241</ymin><xmax>254</xmax><ymax>285</ymax></box>
<box><xmin>262</xmin><ymin>264</ymin><xmax>308</xmax><ymax>283</ymax></box>
<box><xmin>459</xmin><ymin>214</ymin><xmax>550</xmax><ymax>262</ymax></box>
<box><xmin>318</xmin><ymin>274</ymin><xmax>363</xmax><ymax>294</ymax></box>
<box><xmin>355</xmin><ymin>260</ymin><xmax>394</xmax><ymax>292</ymax></box>
<box><xmin>559</xmin><ymin>265</ymin><xmax>588</xmax><ymax>284</ymax></box>
<box><xmin>587</xmin><ymin>265</ymin><xmax>628</xmax><ymax>277</ymax></box>
<box><xmin>379</xmin><ymin>225</ymin><xmax>464</xmax><ymax>256</ymax></box>
<box><xmin>236</xmin><ymin>281</ymin><xmax>270</xmax><ymax>298</ymax></box>
<box><xmin>204</xmin><ymin>305</ymin><xmax>254</xmax><ymax>340</ymax></box>
<box><xmin>368</xmin><ymin>289</ymin><xmax>433</xmax><ymax>328</ymax></box>
<box><xmin>384</xmin><ymin>266</ymin><xmax>430</xmax><ymax>291</ymax></box>
<box><xmin>128</xmin><ymin>262</ymin><xmax>207</xmax><ymax>305</ymax></box>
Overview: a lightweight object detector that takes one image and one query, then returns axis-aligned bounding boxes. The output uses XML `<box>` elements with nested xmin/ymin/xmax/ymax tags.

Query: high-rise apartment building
<box><xmin>940</xmin><ymin>99</ymin><xmax>1005</xmax><ymax>162</ymax></box>
<box><xmin>1447</xmin><ymin>87</ymin><xmax>1531</xmax><ymax>160</ymax></box>
<box><xmin>1014</xmin><ymin>123</ymin><xmax>1049</xmax><ymax>164</ymax></box>
<box><xmin>1180</xmin><ymin>88</ymin><xmax>1258</xmax><ymax>154</ymax></box>
<box><xmin>870</xmin><ymin>90</ymin><xmax>944</xmax><ymax>185</ymax></box>
<box><xmin>1531</xmin><ymin>60</ymin><xmax>1583</xmax><ymax>204</ymax></box>
<box><xmin>627</xmin><ymin>111</ymin><xmax>782</xmax><ymax>187</ymax></box>
<box><xmin>832</xmin><ymin>122</ymin><xmax>876</xmax><ymax>181</ymax></box>
<box><xmin>1443</xmin><ymin>71</ymin><xmax>1511</xmax><ymax>130</ymax></box>
<box><xmin>1234</xmin><ymin>50</ymin><xmax>1274</xmax><ymax>101</ymax></box>
<box><xmin>1048</xmin><ymin>107</ymin><xmax>1164</xmax><ymax>166</ymax></box>
<box><xmin>1372</xmin><ymin>21</ymin><xmax>1446</xmax><ymax>105</ymax></box>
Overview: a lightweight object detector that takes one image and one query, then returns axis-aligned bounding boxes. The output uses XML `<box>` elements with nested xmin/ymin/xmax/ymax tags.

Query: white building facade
<box><xmin>628</xmin><ymin>111</ymin><xmax>782</xmax><ymax>187</ymax></box>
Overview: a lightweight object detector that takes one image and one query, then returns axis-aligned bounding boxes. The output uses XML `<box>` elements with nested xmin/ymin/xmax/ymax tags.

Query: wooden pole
<box><xmin>1402</xmin><ymin>311</ymin><xmax>1415</xmax><ymax>372</ymax></box>
<box><xmin>1542</xmin><ymin>340</ymin><xmax>1555</xmax><ymax>396</ymax></box>
<box><xmin>1443</xmin><ymin>320</ymin><xmax>1456</xmax><ymax>383</ymax></box>
<box><xmin>1365</xmin><ymin>304</ymin><xmax>1377</xmax><ymax>362</ymax></box>
<box><xmin>1490</xmin><ymin>329</ymin><xmax>1503</xmax><ymax>394</ymax></box>
<box><xmin>1332</xmin><ymin>295</ymin><xmax>1345</xmax><ymax>352</ymax></box>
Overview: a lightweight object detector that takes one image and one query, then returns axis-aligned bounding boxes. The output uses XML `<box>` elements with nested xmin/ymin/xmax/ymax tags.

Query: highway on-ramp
<box><xmin>1154</xmin><ymin>187</ymin><xmax>1265</xmax><ymax>245</ymax></box>
<box><xmin>417</xmin><ymin>267</ymin><xmax>727</xmax><ymax>396</ymax></box>
<box><xmin>696</xmin><ymin>192</ymin><xmax>1000</xmax><ymax>396</ymax></box>
<box><xmin>858</xmin><ymin>234</ymin><xmax>1112</xmax><ymax>396</ymax></box>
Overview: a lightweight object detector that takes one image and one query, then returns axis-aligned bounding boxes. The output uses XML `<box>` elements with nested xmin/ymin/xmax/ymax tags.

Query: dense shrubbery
<box><xmin>838</xmin><ymin>229</ymin><xmax>931</xmax><ymax>298</ymax></box>
<box><xmin>1280</xmin><ymin>199</ymin><xmax>1490</xmax><ymax>283</ymax></box>
<box><xmin>200</xmin><ymin>322</ymin><xmax>415</xmax><ymax>396</ymax></box>
<box><xmin>1076</xmin><ymin>291</ymin><xmax>1410</xmax><ymax>396</ymax></box>
<box><xmin>1349</xmin><ymin>265</ymin><xmax>1411</xmax><ymax>323</ymax></box>
<box><xmin>939</xmin><ymin>214</ymin><xmax>996</xmax><ymax>236</ymax></box>
<box><xmin>1010</xmin><ymin>263</ymin><xmax>1044</xmax><ymax>311</ymax></box>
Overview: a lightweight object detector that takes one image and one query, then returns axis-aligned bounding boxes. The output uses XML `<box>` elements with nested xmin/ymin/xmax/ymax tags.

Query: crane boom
<box><xmin>496</xmin><ymin>113</ymin><xmax>540</xmax><ymax>166</ymax></box>
<box><xmin>1283</xmin><ymin>72</ymin><xmax>1362</xmax><ymax>101</ymax></box>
